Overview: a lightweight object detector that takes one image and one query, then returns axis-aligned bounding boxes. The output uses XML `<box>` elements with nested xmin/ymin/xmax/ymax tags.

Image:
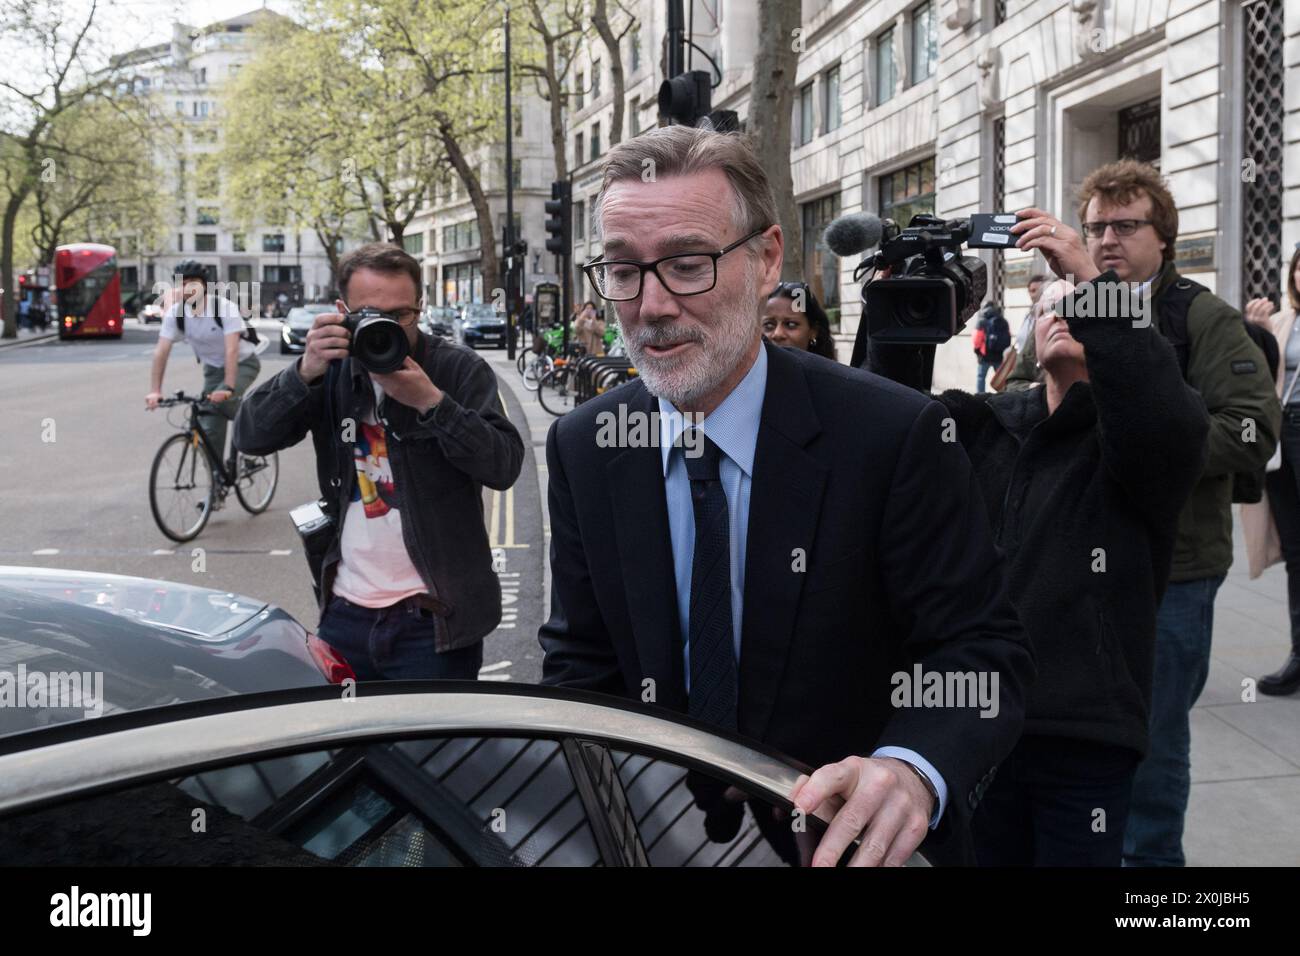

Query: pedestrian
<box><xmin>1240</xmin><ymin>241</ymin><xmax>1300</xmax><ymax>696</ymax></box>
<box><xmin>996</xmin><ymin>274</ymin><xmax>1048</xmax><ymax>392</ymax></box>
<box><xmin>975</xmin><ymin>303</ymin><xmax>1010</xmax><ymax>393</ymax></box>
<box><xmin>1012</xmin><ymin>158</ymin><xmax>1281</xmax><ymax>868</ymax></box>
<box><xmin>541</xmin><ymin>123</ymin><xmax>1032</xmax><ymax>867</ymax></box>
<box><xmin>762</xmin><ymin>280</ymin><xmax>837</xmax><ymax>361</ymax></box>
<box><xmin>145</xmin><ymin>260</ymin><xmax>262</xmax><ymax>474</ymax></box>
<box><xmin>915</xmin><ymin>274</ymin><xmax>1208</xmax><ymax>866</ymax></box>
<box><xmin>234</xmin><ymin>242</ymin><xmax>524</xmax><ymax>681</ymax></box>
<box><xmin>16</xmin><ymin>295</ymin><xmax>30</xmax><ymax>332</ymax></box>
<box><xmin>574</xmin><ymin>299</ymin><xmax>605</xmax><ymax>355</ymax></box>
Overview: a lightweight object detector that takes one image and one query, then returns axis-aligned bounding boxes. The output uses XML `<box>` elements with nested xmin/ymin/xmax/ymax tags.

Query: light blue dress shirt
<box><xmin>656</xmin><ymin>345</ymin><xmax>947</xmax><ymax>826</ymax></box>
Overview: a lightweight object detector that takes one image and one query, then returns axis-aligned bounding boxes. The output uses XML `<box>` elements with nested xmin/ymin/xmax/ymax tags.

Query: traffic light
<box><xmin>545</xmin><ymin>180</ymin><xmax>572</xmax><ymax>256</ymax></box>
<box><xmin>658</xmin><ymin>70</ymin><xmax>712</xmax><ymax>126</ymax></box>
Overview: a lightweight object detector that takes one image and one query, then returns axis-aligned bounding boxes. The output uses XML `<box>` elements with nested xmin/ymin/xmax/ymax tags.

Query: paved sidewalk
<box><xmin>485</xmin><ymin>345</ymin><xmax>1299</xmax><ymax>865</ymax></box>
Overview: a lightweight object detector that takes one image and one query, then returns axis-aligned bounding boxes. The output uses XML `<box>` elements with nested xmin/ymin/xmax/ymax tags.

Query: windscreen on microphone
<box><xmin>822</xmin><ymin>213</ymin><xmax>886</xmax><ymax>258</ymax></box>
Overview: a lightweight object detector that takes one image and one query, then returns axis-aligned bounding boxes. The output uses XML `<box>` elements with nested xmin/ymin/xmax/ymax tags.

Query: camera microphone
<box><xmin>822</xmin><ymin>213</ymin><xmax>894</xmax><ymax>258</ymax></box>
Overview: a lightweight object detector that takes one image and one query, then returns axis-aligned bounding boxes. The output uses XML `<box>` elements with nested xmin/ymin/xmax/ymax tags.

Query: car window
<box><xmin>605</xmin><ymin>748</ymin><xmax>817</xmax><ymax>867</ymax></box>
<box><xmin>0</xmin><ymin>737</ymin><xmax>601</xmax><ymax>867</ymax></box>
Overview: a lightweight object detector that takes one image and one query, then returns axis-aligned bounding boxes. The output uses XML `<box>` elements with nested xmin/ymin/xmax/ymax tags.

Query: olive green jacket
<box><xmin>1149</xmin><ymin>264</ymin><xmax>1280</xmax><ymax>580</ymax></box>
<box><xmin>999</xmin><ymin>263</ymin><xmax>1279</xmax><ymax>580</ymax></box>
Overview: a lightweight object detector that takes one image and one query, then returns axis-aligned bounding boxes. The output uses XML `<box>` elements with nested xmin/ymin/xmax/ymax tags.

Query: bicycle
<box><xmin>149</xmin><ymin>391</ymin><xmax>280</xmax><ymax>542</ymax></box>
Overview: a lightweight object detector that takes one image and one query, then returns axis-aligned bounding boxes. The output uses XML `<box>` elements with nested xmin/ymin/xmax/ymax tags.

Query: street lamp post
<box><xmin>504</xmin><ymin>2</ymin><xmax>517</xmax><ymax>361</ymax></box>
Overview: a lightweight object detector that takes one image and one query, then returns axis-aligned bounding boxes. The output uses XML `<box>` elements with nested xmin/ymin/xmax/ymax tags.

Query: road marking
<box><xmin>486</xmin><ymin>486</ymin><xmax>529</xmax><ymax>549</ymax></box>
<box><xmin>32</xmin><ymin>548</ymin><xmax>59</xmax><ymax>555</ymax></box>
<box><xmin>480</xmin><ymin>660</ymin><xmax>512</xmax><ymax>673</ymax></box>
<box><xmin>151</xmin><ymin>549</ymin><xmax>175</xmax><ymax>556</ymax></box>
<box><xmin>479</xmin><ymin>673</ymin><xmax>512</xmax><ymax>682</ymax></box>
<box><xmin>269</xmin><ymin>549</ymin><xmax>293</xmax><ymax>555</ymax></box>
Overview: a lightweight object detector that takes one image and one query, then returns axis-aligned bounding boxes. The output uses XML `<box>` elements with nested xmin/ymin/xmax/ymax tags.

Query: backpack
<box><xmin>986</xmin><ymin>316</ymin><xmax>1011</xmax><ymax>359</ymax></box>
<box><xmin>176</xmin><ymin>304</ymin><xmax>261</xmax><ymax>346</ymax></box>
<box><xmin>1157</xmin><ymin>277</ymin><xmax>1279</xmax><ymax>504</ymax></box>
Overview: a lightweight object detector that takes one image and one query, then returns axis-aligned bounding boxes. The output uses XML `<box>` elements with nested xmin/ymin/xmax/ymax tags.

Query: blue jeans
<box><xmin>318</xmin><ymin>595</ymin><xmax>483</xmax><ymax>681</ymax></box>
<box><xmin>1122</xmin><ymin>573</ymin><xmax>1225</xmax><ymax>867</ymax></box>
<box><xmin>976</xmin><ymin>359</ymin><xmax>994</xmax><ymax>393</ymax></box>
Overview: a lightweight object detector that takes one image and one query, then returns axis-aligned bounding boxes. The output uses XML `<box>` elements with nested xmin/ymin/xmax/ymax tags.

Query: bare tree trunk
<box><xmin>526</xmin><ymin>0</ymin><xmax>574</xmax><ymax>181</ymax></box>
<box><xmin>590</xmin><ymin>0</ymin><xmax>629</xmax><ymax>146</ymax></box>
<box><xmin>439</xmin><ymin>121</ymin><xmax>499</xmax><ymax>302</ymax></box>
<box><xmin>749</xmin><ymin>0</ymin><xmax>802</xmax><ymax>280</ymax></box>
<box><xmin>2</xmin><ymin>192</ymin><xmax>30</xmax><ymax>338</ymax></box>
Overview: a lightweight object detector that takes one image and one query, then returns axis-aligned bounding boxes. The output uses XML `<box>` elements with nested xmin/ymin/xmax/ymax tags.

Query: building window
<box><xmin>497</xmin><ymin>212</ymin><xmax>522</xmax><ymax>238</ymax></box>
<box><xmin>592</xmin><ymin>59</ymin><xmax>601</xmax><ymax>99</ymax></box>
<box><xmin>630</xmin><ymin>23</ymin><xmax>641</xmax><ymax>73</ymax></box>
<box><xmin>177</xmin><ymin>233</ymin><xmax>184</xmax><ymax>251</ymax></box>
<box><xmin>193</xmin><ymin>67</ymin><xmax>207</xmax><ymax>84</ymax></box>
<box><xmin>875</xmin><ymin>28</ymin><xmax>897</xmax><ymax>106</ymax></box>
<box><xmin>991</xmin><ymin>116</ymin><xmax>1006</xmax><ymax>308</ymax></box>
<box><xmin>403</xmin><ymin>232</ymin><xmax>424</xmax><ymax>255</ymax></box>
<box><xmin>263</xmin><ymin>233</ymin><xmax>285</xmax><ymax>253</ymax></box>
<box><xmin>795</xmin><ymin>82</ymin><xmax>815</xmax><ymax>146</ymax></box>
<box><xmin>1117</xmin><ymin>97</ymin><xmax>1162</xmax><ymax>168</ymax></box>
<box><xmin>263</xmin><ymin>265</ymin><xmax>302</xmax><ymax>283</ymax></box>
<box><xmin>910</xmin><ymin>2</ymin><xmax>939</xmax><ymax>86</ymax></box>
<box><xmin>232</xmin><ymin>233</ymin><xmax>246</xmax><ymax>252</ymax></box>
<box><xmin>575</xmin><ymin>131</ymin><xmax>584</xmax><ymax>166</ymax></box>
<box><xmin>513</xmin><ymin>104</ymin><xmax>523</xmax><ymax>137</ymax></box>
<box><xmin>195</xmin><ymin>156</ymin><xmax>219</xmax><ymax>196</ymax></box>
<box><xmin>591</xmin><ymin>122</ymin><xmax>601</xmax><ymax>160</ymax></box>
<box><xmin>629</xmin><ymin>96</ymin><xmax>640</xmax><ymax>136</ymax></box>
<box><xmin>574</xmin><ymin>200</ymin><xmax>586</xmax><ymax>240</ymax></box>
<box><xmin>120</xmin><ymin>266</ymin><xmax>138</xmax><ymax>290</ymax></box>
<box><xmin>1241</xmin><ymin>0</ymin><xmax>1285</xmax><ymax>307</ymax></box>
<box><xmin>175</xmin><ymin>100</ymin><xmax>184</xmax><ymax>115</ymax></box>
<box><xmin>822</xmin><ymin>64</ymin><xmax>841</xmax><ymax>134</ymax></box>
<box><xmin>879</xmin><ymin>157</ymin><xmax>936</xmax><ymax>228</ymax></box>
<box><xmin>229</xmin><ymin>264</ymin><xmax>251</xmax><ymax>284</ymax></box>
<box><xmin>994</xmin><ymin>0</ymin><xmax>1008</xmax><ymax>25</ymax></box>
<box><xmin>194</xmin><ymin>234</ymin><xmax>217</xmax><ymax>252</ymax></box>
<box><xmin>801</xmin><ymin>193</ymin><xmax>842</xmax><ymax>310</ymax></box>
<box><xmin>512</xmin><ymin>158</ymin><xmax>522</xmax><ymax>190</ymax></box>
<box><xmin>576</xmin><ymin>72</ymin><xmax>584</xmax><ymax>110</ymax></box>
<box><xmin>196</xmin><ymin>207</ymin><xmax>219</xmax><ymax>225</ymax></box>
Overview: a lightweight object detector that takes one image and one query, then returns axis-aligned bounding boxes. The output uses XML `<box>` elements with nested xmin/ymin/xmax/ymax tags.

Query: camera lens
<box><xmin>353</xmin><ymin>316</ymin><xmax>409</xmax><ymax>373</ymax></box>
<box><xmin>902</xmin><ymin>292</ymin><xmax>936</xmax><ymax>327</ymax></box>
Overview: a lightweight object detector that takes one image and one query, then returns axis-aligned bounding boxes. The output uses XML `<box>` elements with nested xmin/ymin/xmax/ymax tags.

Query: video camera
<box><xmin>824</xmin><ymin>211</ymin><xmax>1013</xmax><ymax>390</ymax></box>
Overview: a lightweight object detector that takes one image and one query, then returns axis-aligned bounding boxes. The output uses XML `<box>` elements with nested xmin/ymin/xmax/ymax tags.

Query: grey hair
<box><xmin>593</xmin><ymin>125</ymin><xmax>777</xmax><ymax>250</ymax></box>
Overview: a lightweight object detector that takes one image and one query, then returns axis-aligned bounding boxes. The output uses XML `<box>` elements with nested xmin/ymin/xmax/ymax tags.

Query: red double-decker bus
<box><xmin>54</xmin><ymin>243</ymin><xmax>122</xmax><ymax>339</ymax></box>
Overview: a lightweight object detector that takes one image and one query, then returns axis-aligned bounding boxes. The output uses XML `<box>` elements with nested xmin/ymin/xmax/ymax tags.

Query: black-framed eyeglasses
<box><xmin>583</xmin><ymin>227</ymin><xmax>769</xmax><ymax>301</ymax></box>
<box><xmin>347</xmin><ymin>305</ymin><xmax>422</xmax><ymax>326</ymax></box>
<box><xmin>1081</xmin><ymin>219</ymin><xmax>1153</xmax><ymax>239</ymax></box>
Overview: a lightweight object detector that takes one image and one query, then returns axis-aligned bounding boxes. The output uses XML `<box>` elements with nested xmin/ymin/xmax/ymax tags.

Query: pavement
<box><xmin>484</xmin><ymin>342</ymin><xmax>1300</xmax><ymax>866</ymax></box>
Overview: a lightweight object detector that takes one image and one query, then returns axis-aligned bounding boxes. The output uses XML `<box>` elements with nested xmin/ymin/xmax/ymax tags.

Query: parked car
<box><xmin>280</xmin><ymin>304</ymin><xmax>336</xmax><ymax>354</ymax></box>
<box><xmin>0</xmin><ymin>568</ymin><xmax>923</xmax><ymax>867</ymax></box>
<box><xmin>456</xmin><ymin>302</ymin><xmax>508</xmax><ymax>350</ymax></box>
<box><xmin>422</xmin><ymin>305</ymin><xmax>458</xmax><ymax>340</ymax></box>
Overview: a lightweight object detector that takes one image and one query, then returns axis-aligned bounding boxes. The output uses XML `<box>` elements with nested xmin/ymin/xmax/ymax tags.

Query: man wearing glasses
<box><xmin>540</xmin><ymin>125</ymin><xmax>1033</xmax><ymax>866</ymax></box>
<box><xmin>235</xmin><ymin>242</ymin><xmax>524</xmax><ymax>681</ymax></box>
<box><xmin>1012</xmin><ymin>159</ymin><xmax>1280</xmax><ymax>867</ymax></box>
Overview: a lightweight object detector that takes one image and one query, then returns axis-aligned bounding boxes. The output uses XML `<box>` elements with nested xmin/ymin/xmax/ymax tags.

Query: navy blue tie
<box><xmin>685</xmin><ymin>434</ymin><xmax>738</xmax><ymax>731</ymax></box>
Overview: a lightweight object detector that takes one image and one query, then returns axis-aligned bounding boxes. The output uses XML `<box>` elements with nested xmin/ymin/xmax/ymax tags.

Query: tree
<box><xmin>749</xmin><ymin>0</ymin><xmax>802</xmax><ymax>280</ymax></box>
<box><xmin>0</xmin><ymin>0</ymin><xmax>139</xmax><ymax>337</ymax></box>
<box><xmin>588</xmin><ymin>0</ymin><xmax>638</xmax><ymax>148</ymax></box>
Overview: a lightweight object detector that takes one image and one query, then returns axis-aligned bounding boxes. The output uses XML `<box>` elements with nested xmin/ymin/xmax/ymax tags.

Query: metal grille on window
<box><xmin>991</xmin><ymin>116</ymin><xmax>1006</xmax><ymax>308</ymax></box>
<box><xmin>1241</xmin><ymin>0</ymin><xmax>1284</xmax><ymax>308</ymax></box>
<box><xmin>1117</xmin><ymin>98</ymin><xmax>1161</xmax><ymax>168</ymax></box>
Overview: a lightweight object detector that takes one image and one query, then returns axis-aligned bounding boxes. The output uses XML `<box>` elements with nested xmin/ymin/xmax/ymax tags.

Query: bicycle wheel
<box><xmin>521</xmin><ymin>353</ymin><xmax>553</xmax><ymax>391</ymax></box>
<box><xmin>537</xmin><ymin>367</ymin><xmax>578</xmax><ymax>416</ymax></box>
<box><xmin>149</xmin><ymin>432</ymin><xmax>215</xmax><ymax>542</ymax></box>
<box><xmin>234</xmin><ymin>450</ymin><xmax>279</xmax><ymax>514</ymax></box>
<box><xmin>515</xmin><ymin>350</ymin><xmax>528</xmax><ymax>375</ymax></box>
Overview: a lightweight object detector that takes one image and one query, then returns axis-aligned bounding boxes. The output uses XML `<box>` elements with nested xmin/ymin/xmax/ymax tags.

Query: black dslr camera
<box><xmin>342</xmin><ymin>307</ymin><xmax>410</xmax><ymax>374</ymax></box>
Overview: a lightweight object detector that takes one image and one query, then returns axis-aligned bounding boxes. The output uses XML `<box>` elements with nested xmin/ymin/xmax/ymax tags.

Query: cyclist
<box><xmin>145</xmin><ymin>260</ymin><xmax>261</xmax><ymax>476</ymax></box>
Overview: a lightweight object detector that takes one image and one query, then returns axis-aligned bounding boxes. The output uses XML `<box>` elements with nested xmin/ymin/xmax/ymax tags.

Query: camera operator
<box><xmin>234</xmin><ymin>243</ymin><xmax>524</xmax><ymax>680</ymax></box>
<box><xmin>898</xmin><ymin>266</ymin><xmax>1208</xmax><ymax>864</ymax></box>
<box><xmin>1012</xmin><ymin>160</ymin><xmax>1281</xmax><ymax>868</ymax></box>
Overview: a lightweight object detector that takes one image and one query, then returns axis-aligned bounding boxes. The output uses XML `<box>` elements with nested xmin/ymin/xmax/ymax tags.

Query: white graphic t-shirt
<box><xmin>331</xmin><ymin>382</ymin><xmax>428</xmax><ymax>607</ymax></box>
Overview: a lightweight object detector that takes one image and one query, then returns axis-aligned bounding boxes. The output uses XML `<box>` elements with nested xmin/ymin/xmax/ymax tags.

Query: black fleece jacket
<box><xmin>933</xmin><ymin>275</ymin><xmax>1209</xmax><ymax>756</ymax></box>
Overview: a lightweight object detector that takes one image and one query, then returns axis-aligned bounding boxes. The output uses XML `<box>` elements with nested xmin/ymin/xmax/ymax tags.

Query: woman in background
<box><xmin>761</xmin><ymin>281</ymin><xmax>837</xmax><ymax>361</ymax></box>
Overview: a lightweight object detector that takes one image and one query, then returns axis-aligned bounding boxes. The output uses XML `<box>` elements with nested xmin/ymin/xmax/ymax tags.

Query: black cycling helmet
<box><xmin>174</xmin><ymin>259</ymin><xmax>207</xmax><ymax>281</ymax></box>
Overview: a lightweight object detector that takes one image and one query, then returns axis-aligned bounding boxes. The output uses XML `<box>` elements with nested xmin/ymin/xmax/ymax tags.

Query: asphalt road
<box><xmin>0</xmin><ymin>320</ymin><xmax>547</xmax><ymax>683</ymax></box>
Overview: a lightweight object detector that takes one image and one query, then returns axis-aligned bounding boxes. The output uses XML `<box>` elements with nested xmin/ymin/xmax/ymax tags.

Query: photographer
<box><xmin>895</xmin><ymin>262</ymin><xmax>1208</xmax><ymax>865</ymax></box>
<box><xmin>234</xmin><ymin>243</ymin><xmax>524</xmax><ymax>680</ymax></box>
